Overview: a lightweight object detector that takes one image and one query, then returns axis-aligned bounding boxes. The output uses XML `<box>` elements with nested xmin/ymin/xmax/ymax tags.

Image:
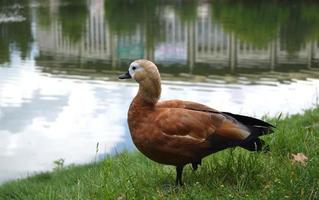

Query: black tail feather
<box><xmin>222</xmin><ymin>112</ymin><xmax>275</xmax><ymax>128</ymax></box>
<box><xmin>246</xmin><ymin>125</ymin><xmax>274</xmax><ymax>137</ymax></box>
<box><xmin>222</xmin><ymin>112</ymin><xmax>275</xmax><ymax>137</ymax></box>
<box><xmin>221</xmin><ymin>112</ymin><xmax>275</xmax><ymax>152</ymax></box>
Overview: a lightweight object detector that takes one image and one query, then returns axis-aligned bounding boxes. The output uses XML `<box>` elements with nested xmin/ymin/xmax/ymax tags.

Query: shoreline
<box><xmin>0</xmin><ymin>107</ymin><xmax>318</xmax><ymax>199</ymax></box>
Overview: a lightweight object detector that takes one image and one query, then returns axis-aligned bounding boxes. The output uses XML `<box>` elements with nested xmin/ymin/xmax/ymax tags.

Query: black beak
<box><xmin>118</xmin><ymin>71</ymin><xmax>132</xmax><ymax>79</ymax></box>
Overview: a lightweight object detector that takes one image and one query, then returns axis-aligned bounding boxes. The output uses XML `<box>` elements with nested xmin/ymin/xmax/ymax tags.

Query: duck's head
<box><xmin>118</xmin><ymin>59</ymin><xmax>160</xmax><ymax>83</ymax></box>
<box><xmin>119</xmin><ymin>59</ymin><xmax>161</xmax><ymax>104</ymax></box>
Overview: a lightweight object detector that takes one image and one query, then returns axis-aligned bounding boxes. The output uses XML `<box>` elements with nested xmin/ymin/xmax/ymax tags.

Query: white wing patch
<box><xmin>161</xmin><ymin>132</ymin><xmax>205</xmax><ymax>142</ymax></box>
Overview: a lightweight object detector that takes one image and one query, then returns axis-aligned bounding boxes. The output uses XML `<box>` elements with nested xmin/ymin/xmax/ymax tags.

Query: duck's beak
<box><xmin>118</xmin><ymin>71</ymin><xmax>132</xmax><ymax>79</ymax></box>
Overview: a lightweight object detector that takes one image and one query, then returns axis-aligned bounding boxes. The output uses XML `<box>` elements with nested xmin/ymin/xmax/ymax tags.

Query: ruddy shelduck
<box><xmin>119</xmin><ymin>59</ymin><xmax>274</xmax><ymax>186</ymax></box>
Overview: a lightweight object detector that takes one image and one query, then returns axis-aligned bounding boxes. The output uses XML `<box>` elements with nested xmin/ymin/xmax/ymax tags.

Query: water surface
<box><xmin>0</xmin><ymin>0</ymin><xmax>319</xmax><ymax>183</ymax></box>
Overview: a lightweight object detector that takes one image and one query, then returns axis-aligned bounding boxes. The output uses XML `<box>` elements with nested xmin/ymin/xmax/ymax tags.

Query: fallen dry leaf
<box><xmin>291</xmin><ymin>152</ymin><xmax>308</xmax><ymax>166</ymax></box>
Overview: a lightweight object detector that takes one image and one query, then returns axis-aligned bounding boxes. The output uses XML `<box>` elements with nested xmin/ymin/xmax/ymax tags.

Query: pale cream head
<box><xmin>119</xmin><ymin>59</ymin><xmax>162</xmax><ymax>104</ymax></box>
<box><xmin>128</xmin><ymin>59</ymin><xmax>161</xmax><ymax>83</ymax></box>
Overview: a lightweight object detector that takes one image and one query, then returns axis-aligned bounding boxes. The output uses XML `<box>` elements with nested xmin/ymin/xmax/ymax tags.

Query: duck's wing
<box><xmin>155</xmin><ymin>107</ymin><xmax>251</xmax><ymax>143</ymax></box>
<box><xmin>157</xmin><ymin>100</ymin><xmax>274</xmax><ymax>134</ymax></box>
<box><xmin>155</xmin><ymin>101</ymin><xmax>274</xmax><ymax>153</ymax></box>
<box><xmin>157</xmin><ymin>100</ymin><xmax>251</xmax><ymax>139</ymax></box>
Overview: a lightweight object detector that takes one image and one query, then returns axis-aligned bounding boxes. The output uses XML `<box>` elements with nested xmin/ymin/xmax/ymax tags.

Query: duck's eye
<box><xmin>132</xmin><ymin>66</ymin><xmax>137</xmax><ymax>70</ymax></box>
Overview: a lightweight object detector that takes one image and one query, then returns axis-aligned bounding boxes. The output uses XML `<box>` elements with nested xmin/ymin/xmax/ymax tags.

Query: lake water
<box><xmin>0</xmin><ymin>0</ymin><xmax>319</xmax><ymax>184</ymax></box>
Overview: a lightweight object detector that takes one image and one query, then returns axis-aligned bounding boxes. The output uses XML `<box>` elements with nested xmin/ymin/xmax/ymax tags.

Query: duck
<box><xmin>119</xmin><ymin>59</ymin><xmax>274</xmax><ymax>186</ymax></box>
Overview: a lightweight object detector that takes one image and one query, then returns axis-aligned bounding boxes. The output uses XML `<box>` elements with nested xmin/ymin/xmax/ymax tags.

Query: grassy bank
<box><xmin>0</xmin><ymin>108</ymin><xmax>319</xmax><ymax>200</ymax></box>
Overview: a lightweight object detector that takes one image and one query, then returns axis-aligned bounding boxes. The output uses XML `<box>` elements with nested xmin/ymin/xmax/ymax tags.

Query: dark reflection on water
<box><xmin>0</xmin><ymin>1</ymin><xmax>32</xmax><ymax>64</ymax></box>
<box><xmin>0</xmin><ymin>0</ymin><xmax>319</xmax><ymax>183</ymax></box>
<box><xmin>32</xmin><ymin>0</ymin><xmax>319</xmax><ymax>83</ymax></box>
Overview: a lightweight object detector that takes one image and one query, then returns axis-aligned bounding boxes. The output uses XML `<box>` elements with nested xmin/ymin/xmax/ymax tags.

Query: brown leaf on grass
<box><xmin>291</xmin><ymin>153</ymin><xmax>308</xmax><ymax>166</ymax></box>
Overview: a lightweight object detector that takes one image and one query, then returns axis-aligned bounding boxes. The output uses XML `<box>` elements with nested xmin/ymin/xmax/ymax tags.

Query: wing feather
<box><xmin>155</xmin><ymin>100</ymin><xmax>273</xmax><ymax>153</ymax></box>
<box><xmin>155</xmin><ymin>106</ymin><xmax>250</xmax><ymax>142</ymax></box>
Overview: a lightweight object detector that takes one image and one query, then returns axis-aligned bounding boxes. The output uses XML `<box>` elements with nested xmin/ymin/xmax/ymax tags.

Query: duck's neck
<box><xmin>134</xmin><ymin>77</ymin><xmax>161</xmax><ymax>106</ymax></box>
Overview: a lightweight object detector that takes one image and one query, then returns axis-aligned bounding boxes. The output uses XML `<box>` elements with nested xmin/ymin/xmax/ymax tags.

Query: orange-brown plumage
<box><xmin>119</xmin><ymin>59</ymin><xmax>274</xmax><ymax>185</ymax></box>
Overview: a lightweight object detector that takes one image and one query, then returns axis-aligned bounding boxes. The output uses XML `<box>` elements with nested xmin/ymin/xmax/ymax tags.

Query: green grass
<box><xmin>1</xmin><ymin>108</ymin><xmax>319</xmax><ymax>200</ymax></box>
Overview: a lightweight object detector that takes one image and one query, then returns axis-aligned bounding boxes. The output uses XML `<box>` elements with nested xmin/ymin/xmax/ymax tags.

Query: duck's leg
<box><xmin>191</xmin><ymin>160</ymin><xmax>202</xmax><ymax>171</ymax></box>
<box><xmin>175</xmin><ymin>165</ymin><xmax>184</xmax><ymax>186</ymax></box>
